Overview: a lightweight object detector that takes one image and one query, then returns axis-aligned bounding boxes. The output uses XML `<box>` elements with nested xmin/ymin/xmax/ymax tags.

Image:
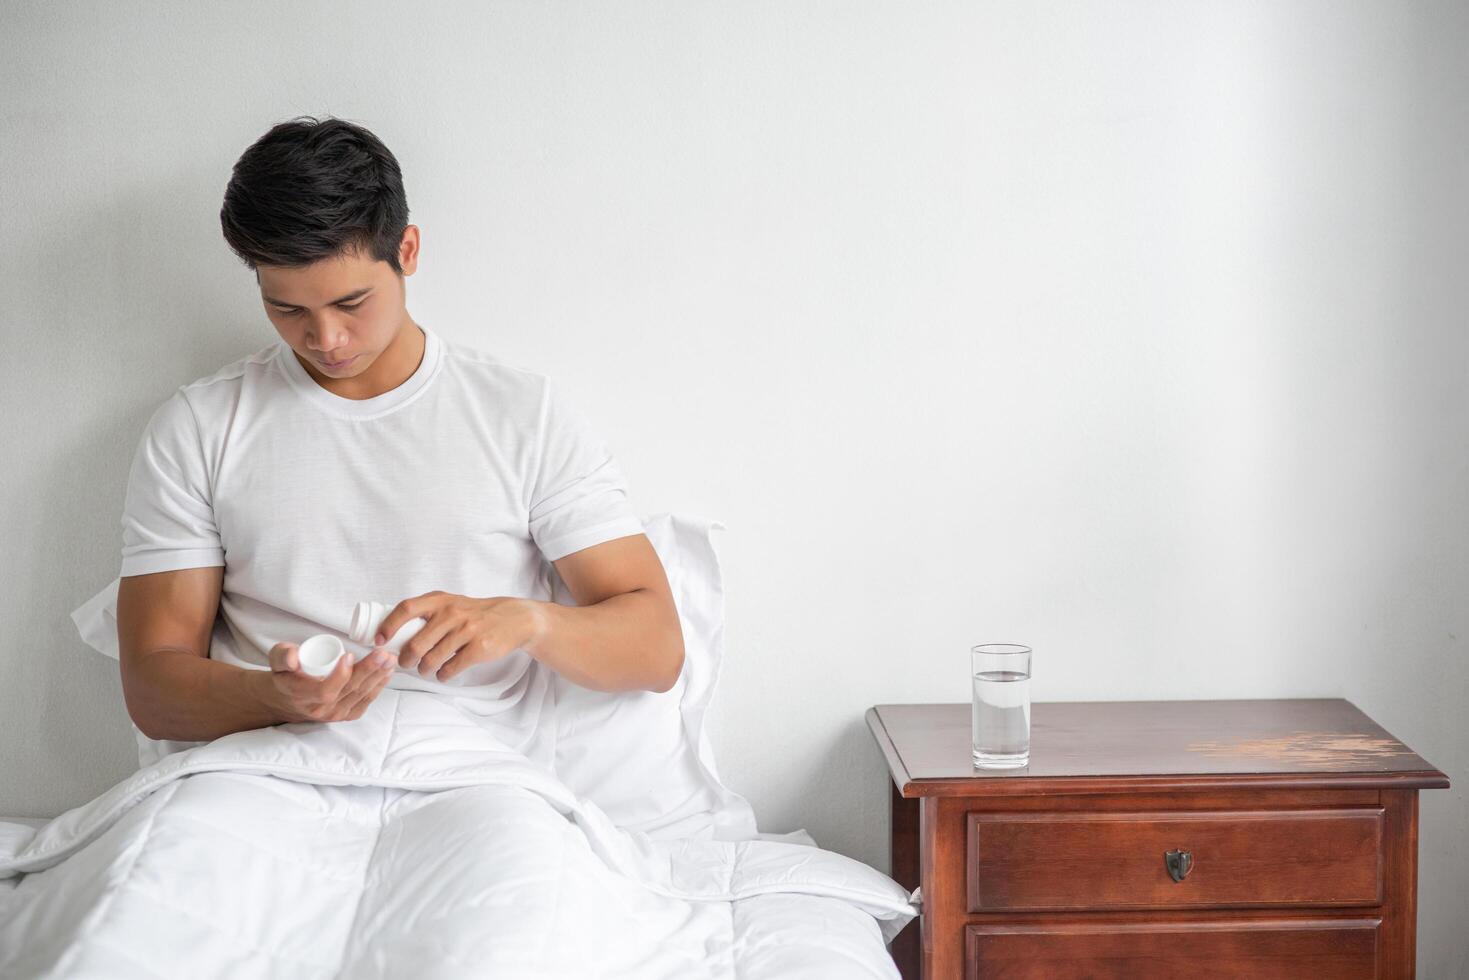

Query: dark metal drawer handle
<box><xmin>1165</xmin><ymin>849</ymin><xmax>1193</xmax><ymax>882</ymax></box>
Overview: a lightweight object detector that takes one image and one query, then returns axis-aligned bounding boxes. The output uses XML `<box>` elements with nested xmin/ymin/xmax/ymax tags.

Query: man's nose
<box><xmin>305</xmin><ymin>319</ymin><xmax>349</xmax><ymax>351</ymax></box>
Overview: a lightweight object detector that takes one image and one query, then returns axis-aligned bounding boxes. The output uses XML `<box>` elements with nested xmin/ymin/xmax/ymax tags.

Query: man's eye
<box><xmin>275</xmin><ymin>303</ymin><xmax>362</xmax><ymax>315</ymax></box>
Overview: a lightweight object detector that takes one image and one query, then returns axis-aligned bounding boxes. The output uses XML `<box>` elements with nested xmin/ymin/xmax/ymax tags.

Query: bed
<box><xmin>0</xmin><ymin>514</ymin><xmax>917</xmax><ymax>978</ymax></box>
<box><xmin>0</xmin><ymin>692</ymin><xmax>912</xmax><ymax>978</ymax></box>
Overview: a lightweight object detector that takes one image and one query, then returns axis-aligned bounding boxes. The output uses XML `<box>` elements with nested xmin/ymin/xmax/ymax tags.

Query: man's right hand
<box><xmin>264</xmin><ymin>642</ymin><xmax>396</xmax><ymax>724</ymax></box>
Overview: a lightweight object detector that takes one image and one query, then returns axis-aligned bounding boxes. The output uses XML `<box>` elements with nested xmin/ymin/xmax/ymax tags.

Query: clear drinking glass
<box><xmin>971</xmin><ymin>643</ymin><xmax>1032</xmax><ymax>769</ymax></box>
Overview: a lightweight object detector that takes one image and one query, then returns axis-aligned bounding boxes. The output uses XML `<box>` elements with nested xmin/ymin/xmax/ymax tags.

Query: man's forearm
<box><xmin>121</xmin><ymin>650</ymin><xmax>285</xmax><ymax>742</ymax></box>
<box><xmin>525</xmin><ymin>589</ymin><xmax>684</xmax><ymax>694</ymax></box>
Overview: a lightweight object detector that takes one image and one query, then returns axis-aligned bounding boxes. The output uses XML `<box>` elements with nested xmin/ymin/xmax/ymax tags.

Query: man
<box><xmin>117</xmin><ymin>115</ymin><xmax>684</xmax><ymax>745</ymax></box>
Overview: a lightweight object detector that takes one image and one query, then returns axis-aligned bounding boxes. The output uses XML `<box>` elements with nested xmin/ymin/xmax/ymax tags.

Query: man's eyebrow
<box><xmin>262</xmin><ymin>287</ymin><xmax>374</xmax><ymax>308</ymax></box>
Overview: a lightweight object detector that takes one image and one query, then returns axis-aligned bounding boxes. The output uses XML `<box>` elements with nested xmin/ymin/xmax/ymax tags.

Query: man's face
<box><xmin>255</xmin><ymin>229</ymin><xmax>419</xmax><ymax>382</ymax></box>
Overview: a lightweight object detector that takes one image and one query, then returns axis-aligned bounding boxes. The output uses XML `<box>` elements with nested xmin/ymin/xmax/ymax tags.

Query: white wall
<box><xmin>2</xmin><ymin>1</ymin><xmax>1464</xmax><ymax>973</ymax></box>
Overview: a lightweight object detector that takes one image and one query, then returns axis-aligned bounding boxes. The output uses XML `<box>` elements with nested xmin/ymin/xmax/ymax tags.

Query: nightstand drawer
<box><xmin>964</xmin><ymin>918</ymin><xmax>1380</xmax><ymax>980</ymax></box>
<box><xmin>966</xmin><ymin>808</ymin><xmax>1383</xmax><ymax>912</ymax></box>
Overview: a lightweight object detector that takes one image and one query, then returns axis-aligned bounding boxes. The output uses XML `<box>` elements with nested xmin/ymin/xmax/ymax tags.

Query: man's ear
<box><xmin>398</xmin><ymin>225</ymin><xmax>420</xmax><ymax>275</ymax></box>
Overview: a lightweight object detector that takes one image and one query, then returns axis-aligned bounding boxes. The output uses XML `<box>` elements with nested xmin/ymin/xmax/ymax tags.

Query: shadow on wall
<box><xmin>12</xmin><ymin>172</ymin><xmax>265</xmax><ymax>818</ymax></box>
<box><xmin>21</xmin><ymin>398</ymin><xmax>156</xmax><ymax>815</ymax></box>
<box><xmin>795</xmin><ymin>715</ymin><xmax>893</xmax><ymax>875</ymax></box>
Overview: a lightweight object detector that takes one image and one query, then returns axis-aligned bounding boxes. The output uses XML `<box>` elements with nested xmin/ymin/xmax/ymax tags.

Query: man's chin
<box><xmin>309</xmin><ymin>352</ymin><xmax>379</xmax><ymax>378</ymax></box>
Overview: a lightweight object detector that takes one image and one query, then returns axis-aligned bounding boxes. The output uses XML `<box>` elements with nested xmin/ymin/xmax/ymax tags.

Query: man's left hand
<box><xmin>377</xmin><ymin>591</ymin><xmax>546</xmax><ymax>683</ymax></box>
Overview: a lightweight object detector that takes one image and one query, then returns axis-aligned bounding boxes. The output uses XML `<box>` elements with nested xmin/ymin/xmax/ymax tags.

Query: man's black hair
<box><xmin>220</xmin><ymin>115</ymin><xmax>410</xmax><ymax>275</ymax></box>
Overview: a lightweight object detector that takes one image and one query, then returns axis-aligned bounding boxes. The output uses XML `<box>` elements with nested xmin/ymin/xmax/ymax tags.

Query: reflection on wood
<box><xmin>1187</xmin><ymin>732</ymin><xmax>1415</xmax><ymax>768</ymax></box>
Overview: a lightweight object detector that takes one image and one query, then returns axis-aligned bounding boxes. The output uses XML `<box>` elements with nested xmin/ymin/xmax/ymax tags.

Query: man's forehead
<box><xmin>256</xmin><ymin>253</ymin><xmax>378</xmax><ymax>304</ymax></box>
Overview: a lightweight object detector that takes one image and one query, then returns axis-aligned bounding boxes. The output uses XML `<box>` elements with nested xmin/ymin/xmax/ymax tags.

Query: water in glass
<box><xmin>971</xmin><ymin>668</ymin><xmax>1030</xmax><ymax>768</ymax></box>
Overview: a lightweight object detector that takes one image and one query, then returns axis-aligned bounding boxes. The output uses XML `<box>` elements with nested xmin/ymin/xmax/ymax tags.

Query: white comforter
<box><xmin>0</xmin><ymin>689</ymin><xmax>915</xmax><ymax>979</ymax></box>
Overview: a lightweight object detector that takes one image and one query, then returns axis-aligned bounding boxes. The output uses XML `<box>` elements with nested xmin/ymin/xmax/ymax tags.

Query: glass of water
<box><xmin>971</xmin><ymin>643</ymin><xmax>1032</xmax><ymax>769</ymax></box>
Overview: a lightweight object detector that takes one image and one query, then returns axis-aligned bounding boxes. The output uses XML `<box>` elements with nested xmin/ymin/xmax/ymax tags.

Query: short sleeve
<box><xmin>118</xmin><ymin>389</ymin><xmax>226</xmax><ymax>577</ymax></box>
<box><xmin>528</xmin><ymin>378</ymin><xmax>645</xmax><ymax>562</ymax></box>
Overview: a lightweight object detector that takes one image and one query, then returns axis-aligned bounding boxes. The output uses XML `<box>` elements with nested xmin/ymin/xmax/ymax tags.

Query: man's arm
<box><xmin>117</xmin><ymin>565</ymin><xmax>285</xmax><ymax>741</ymax></box>
<box><xmin>527</xmin><ymin>533</ymin><xmax>685</xmax><ymax>694</ymax></box>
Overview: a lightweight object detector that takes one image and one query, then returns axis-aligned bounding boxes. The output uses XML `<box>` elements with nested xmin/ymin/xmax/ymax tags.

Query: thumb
<box><xmin>268</xmin><ymin>642</ymin><xmax>299</xmax><ymax>673</ymax></box>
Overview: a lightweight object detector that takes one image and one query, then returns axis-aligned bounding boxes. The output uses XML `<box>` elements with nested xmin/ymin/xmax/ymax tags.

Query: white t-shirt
<box><xmin>119</xmin><ymin>323</ymin><xmax>646</xmax><ymax>720</ymax></box>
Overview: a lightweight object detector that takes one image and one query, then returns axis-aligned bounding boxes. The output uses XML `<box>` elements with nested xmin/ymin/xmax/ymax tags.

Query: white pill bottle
<box><xmin>295</xmin><ymin>601</ymin><xmax>428</xmax><ymax>677</ymax></box>
<box><xmin>348</xmin><ymin>601</ymin><xmax>427</xmax><ymax>657</ymax></box>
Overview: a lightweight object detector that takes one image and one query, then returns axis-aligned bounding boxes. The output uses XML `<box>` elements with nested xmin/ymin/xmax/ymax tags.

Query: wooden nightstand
<box><xmin>866</xmin><ymin>699</ymin><xmax>1449</xmax><ymax>979</ymax></box>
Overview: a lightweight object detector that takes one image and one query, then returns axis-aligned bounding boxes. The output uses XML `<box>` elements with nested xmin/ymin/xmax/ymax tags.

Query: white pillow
<box><xmin>69</xmin><ymin>512</ymin><xmax>759</xmax><ymax>841</ymax></box>
<box><xmin>547</xmin><ymin>513</ymin><xmax>757</xmax><ymax>840</ymax></box>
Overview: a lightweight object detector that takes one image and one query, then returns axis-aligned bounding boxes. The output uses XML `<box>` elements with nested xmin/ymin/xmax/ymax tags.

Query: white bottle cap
<box><xmin>297</xmin><ymin>633</ymin><xmax>346</xmax><ymax>678</ymax></box>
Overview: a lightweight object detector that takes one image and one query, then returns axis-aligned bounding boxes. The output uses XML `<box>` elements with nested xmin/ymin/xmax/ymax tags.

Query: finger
<box><xmin>338</xmin><ymin>649</ymin><xmax>389</xmax><ymax>700</ymax></box>
<box><xmin>323</xmin><ymin>659</ymin><xmax>378</xmax><ymax>719</ymax></box>
<box><xmin>305</xmin><ymin>645</ymin><xmax>355</xmax><ymax>699</ymax></box>
<box><xmin>268</xmin><ymin>648</ymin><xmax>343</xmax><ymax>720</ymax></box>
<box><xmin>376</xmin><ymin>593</ymin><xmax>434</xmax><ymax>649</ymax></box>
<box><xmin>340</xmin><ymin>659</ymin><xmax>394</xmax><ymax>718</ymax></box>
<box><xmin>420</xmin><ymin>627</ymin><xmax>472</xmax><ymax>678</ymax></box>
<box><xmin>434</xmin><ymin>637</ymin><xmax>493</xmax><ymax>684</ymax></box>
<box><xmin>398</xmin><ymin>611</ymin><xmax>453</xmax><ymax>670</ymax></box>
